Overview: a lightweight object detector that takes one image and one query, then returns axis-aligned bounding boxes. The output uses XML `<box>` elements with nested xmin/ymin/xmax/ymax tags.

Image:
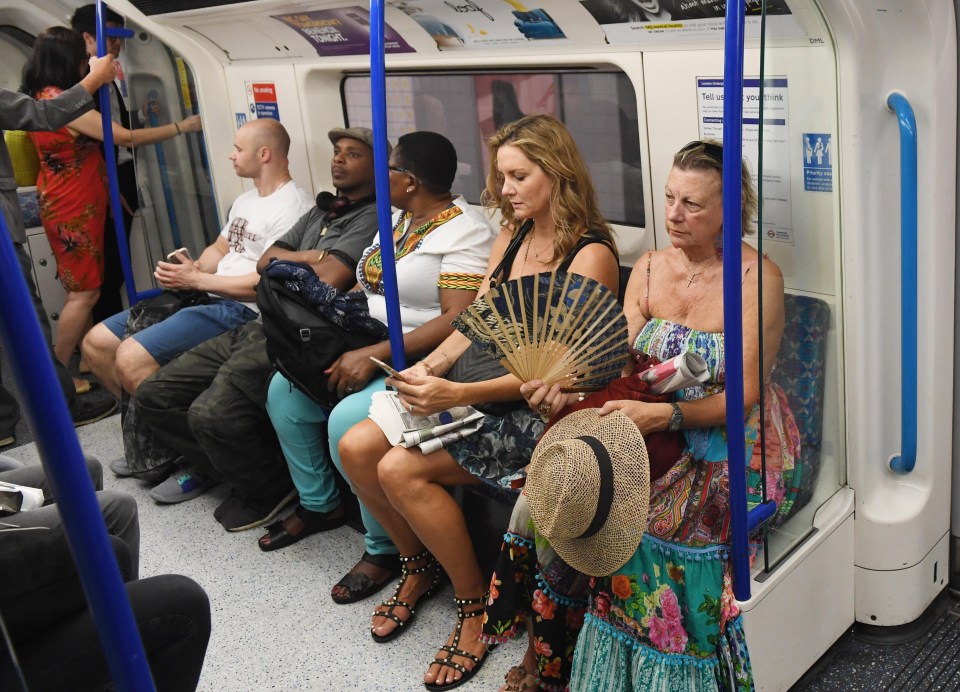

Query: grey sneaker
<box><xmin>148</xmin><ymin>471</ymin><xmax>220</xmax><ymax>504</ymax></box>
<box><xmin>109</xmin><ymin>456</ymin><xmax>134</xmax><ymax>477</ymax></box>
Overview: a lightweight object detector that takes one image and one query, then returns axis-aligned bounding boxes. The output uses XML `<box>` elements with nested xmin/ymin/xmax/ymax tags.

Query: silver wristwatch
<box><xmin>667</xmin><ymin>403</ymin><xmax>684</xmax><ymax>432</ymax></box>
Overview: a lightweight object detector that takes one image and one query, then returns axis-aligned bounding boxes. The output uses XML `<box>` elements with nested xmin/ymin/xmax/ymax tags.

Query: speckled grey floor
<box><xmin>793</xmin><ymin>595</ymin><xmax>960</xmax><ymax>691</ymax></box>
<box><xmin>7</xmin><ymin>416</ymin><xmax>522</xmax><ymax>691</ymax></box>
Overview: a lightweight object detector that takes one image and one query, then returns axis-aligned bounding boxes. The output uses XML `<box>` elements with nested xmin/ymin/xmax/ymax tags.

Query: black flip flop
<box><xmin>331</xmin><ymin>551</ymin><xmax>401</xmax><ymax>604</ymax></box>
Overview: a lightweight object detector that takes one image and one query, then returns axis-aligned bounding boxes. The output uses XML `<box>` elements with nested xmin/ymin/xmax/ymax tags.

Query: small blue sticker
<box><xmin>235</xmin><ymin>112</ymin><xmax>247</xmax><ymax>129</ymax></box>
<box><xmin>439</xmin><ymin>411</ymin><xmax>453</xmax><ymax>425</ymax></box>
<box><xmin>803</xmin><ymin>133</ymin><xmax>832</xmax><ymax>192</ymax></box>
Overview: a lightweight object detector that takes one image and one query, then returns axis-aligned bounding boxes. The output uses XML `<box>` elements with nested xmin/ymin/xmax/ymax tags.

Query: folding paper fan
<box><xmin>453</xmin><ymin>270</ymin><xmax>629</xmax><ymax>391</ymax></box>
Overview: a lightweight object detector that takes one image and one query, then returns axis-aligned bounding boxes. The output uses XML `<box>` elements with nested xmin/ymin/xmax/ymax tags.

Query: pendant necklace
<box><xmin>680</xmin><ymin>252</ymin><xmax>716</xmax><ymax>288</ymax></box>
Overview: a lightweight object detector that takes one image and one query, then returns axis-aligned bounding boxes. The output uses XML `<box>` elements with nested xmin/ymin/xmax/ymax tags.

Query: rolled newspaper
<box><xmin>639</xmin><ymin>352</ymin><xmax>710</xmax><ymax>394</ymax></box>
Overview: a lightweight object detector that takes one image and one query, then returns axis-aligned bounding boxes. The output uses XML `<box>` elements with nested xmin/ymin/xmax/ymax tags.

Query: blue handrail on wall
<box><xmin>0</xmin><ymin>224</ymin><xmax>154</xmax><ymax>687</ymax></box>
<box><xmin>885</xmin><ymin>91</ymin><xmax>918</xmax><ymax>476</ymax></box>
<box><xmin>96</xmin><ymin>6</ymin><xmax>159</xmax><ymax>306</ymax></box>
<box><xmin>369</xmin><ymin>0</ymin><xmax>407</xmax><ymax>370</ymax></box>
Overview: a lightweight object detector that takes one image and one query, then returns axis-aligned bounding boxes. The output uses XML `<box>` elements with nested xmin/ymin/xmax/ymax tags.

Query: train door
<box><xmin>0</xmin><ymin>14</ymin><xmax>218</xmax><ymax>325</ymax></box>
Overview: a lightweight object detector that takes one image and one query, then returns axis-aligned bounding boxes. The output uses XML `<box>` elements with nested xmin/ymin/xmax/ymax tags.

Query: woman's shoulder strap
<box><xmin>557</xmin><ymin>231</ymin><xmax>617</xmax><ymax>273</ymax></box>
<box><xmin>488</xmin><ymin>219</ymin><xmax>532</xmax><ymax>287</ymax></box>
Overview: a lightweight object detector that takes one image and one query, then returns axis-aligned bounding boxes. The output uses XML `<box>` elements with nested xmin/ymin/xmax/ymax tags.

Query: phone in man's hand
<box><xmin>165</xmin><ymin>247</ymin><xmax>193</xmax><ymax>264</ymax></box>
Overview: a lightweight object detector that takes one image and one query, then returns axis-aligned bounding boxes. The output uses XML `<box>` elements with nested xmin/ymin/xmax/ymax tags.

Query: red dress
<box><xmin>29</xmin><ymin>86</ymin><xmax>107</xmax><ymax>292</ymax></box>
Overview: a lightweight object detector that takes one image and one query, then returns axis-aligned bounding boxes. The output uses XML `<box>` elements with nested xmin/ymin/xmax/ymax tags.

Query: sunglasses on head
<box><xmin>389</xmin><ymin>165</ymin><xmax>417</xmax><ymax>177</ymax></box>
<box><xmin>679</xmin><ymin>140</ymin><xmax>724</xmax><ymax>163</ymax></box>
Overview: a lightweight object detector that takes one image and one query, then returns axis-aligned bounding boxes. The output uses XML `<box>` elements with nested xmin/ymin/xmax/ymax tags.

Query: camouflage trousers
<box><xmin>134</xmin><ymin>321</ymin><xmax>292</xmax><ymax>502</ymax></box>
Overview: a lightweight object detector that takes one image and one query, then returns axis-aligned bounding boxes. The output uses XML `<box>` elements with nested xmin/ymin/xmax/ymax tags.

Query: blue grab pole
<box><xmin>369</xmin><ymin>0</ymin><xmax>407</xmax><ymax>370</ymax></box>
<box><xmin>885</xmin><ymin>92</ymin><xmax>918</xmax><ymax>476</ymax></box>
<box><xmin>96</xmin><ymin>3</ymin><xmax>147</xmax><ymax>306</ymax></box>
<box><xmin>721</xmin><ymin>0</ymin><xmax>752</xmax><ymax>602</ymax></box>
<box><xmin>0</xmin><ymin>216</ymin><xmax>154</xmax><ymax>688</ymax></box>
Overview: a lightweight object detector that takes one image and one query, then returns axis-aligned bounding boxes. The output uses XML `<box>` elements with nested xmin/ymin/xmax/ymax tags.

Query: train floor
<box><xmin>5</xmin><ymin>415</ymin><xmax>521</xmax><ymax>691</ymax></box>
<box><xmin>795</xmin><ymin>589</ymin><xmax>960</xmax><ymax>691</ymax></box>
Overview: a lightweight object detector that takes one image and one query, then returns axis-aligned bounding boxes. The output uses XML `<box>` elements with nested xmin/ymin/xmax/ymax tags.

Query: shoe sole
<box><xmin>73</xmin><ymin>401</ymin><xmax>118</xmax><ymax>428</ymax></box>
<box><xmin>225</xmin><ymin>488</ymin><xmax>298</xmax><ymax>532</ymax></box>
<box><xmin>149</xmin><ymin>479</ymin><xmax>221</xmax><ymax>504</ymax></box>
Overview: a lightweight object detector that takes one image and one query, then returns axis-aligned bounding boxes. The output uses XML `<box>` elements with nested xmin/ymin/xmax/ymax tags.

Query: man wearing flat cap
<box><xmin>134</xmin><ymin>127</ymin><xmax>384</xmax><ymax>530</ymax></box>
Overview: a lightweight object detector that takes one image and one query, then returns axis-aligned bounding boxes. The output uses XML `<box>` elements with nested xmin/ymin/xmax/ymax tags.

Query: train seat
<box><xmin>765</xmin><ymin>292</ymin><xmax>831</xmax><ymax>525</ymax></box>
<box><xmin>18</xmin><ymin>188</ymin><xmax>40</xmax><ymax>228</ymax></box>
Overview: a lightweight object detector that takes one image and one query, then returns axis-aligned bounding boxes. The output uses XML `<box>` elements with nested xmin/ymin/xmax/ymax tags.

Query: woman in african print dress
<box><xmin>486</xmin><ymin>140</ymin><xmax>799</xmax><ymax>691</ymax></box>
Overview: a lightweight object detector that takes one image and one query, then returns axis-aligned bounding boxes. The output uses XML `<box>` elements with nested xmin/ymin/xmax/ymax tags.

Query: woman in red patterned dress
<box><xmin>21</xmin><ymin>27</ymin><xmax>200</xmax><ymax>391</ymax></box>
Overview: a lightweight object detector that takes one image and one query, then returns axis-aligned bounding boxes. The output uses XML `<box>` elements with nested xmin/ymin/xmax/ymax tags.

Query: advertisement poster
<box><xmin>273</xmin><ymin>8</ymin><xmax>413</xmax><ymax>56</ymax></box>
<box><xmin>246</xmin><ymin>82</ymin><xmax>280</xmax><ymax>121</ymax></box>
<box><xmin>581</xmin><ymin>0</ymin><xmax>805</xmax><ymax>44</ymax></box>
<box><xmin>388</xmin><ymin>0</ymin><xmax>567</xmax><ymax>50</ymax></box>
<box><xmin>696</xmin><ymin>76</ymin><xmax>794</xmax><ymax>243</ymax></box>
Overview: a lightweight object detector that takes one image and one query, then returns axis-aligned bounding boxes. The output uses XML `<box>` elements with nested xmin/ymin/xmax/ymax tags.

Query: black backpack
<box><xmin>256</xmin><ymin>261</ymin><xmax>384</xmax><ymax>408</ymax></box>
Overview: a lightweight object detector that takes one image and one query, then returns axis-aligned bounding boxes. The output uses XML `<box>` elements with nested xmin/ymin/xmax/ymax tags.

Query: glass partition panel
<box><xmin>748</xmin><ymin>8</ymin><xmax>846</xmax><ymax>572</ymax></box>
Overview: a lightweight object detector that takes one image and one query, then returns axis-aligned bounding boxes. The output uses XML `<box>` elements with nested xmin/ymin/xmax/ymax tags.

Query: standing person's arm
<box><xmin>1</xmin><ymin>56</ymin><xmax>116</xmax><ymax>132</ymax></box>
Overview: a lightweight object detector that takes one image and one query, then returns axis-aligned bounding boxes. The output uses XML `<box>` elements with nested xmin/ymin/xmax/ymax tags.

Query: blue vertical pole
<box><xmin>0</xmin><ymin>221</ymin><xmax>154</xmax><ymax>687</ymax></box>
<box><xmin>369</xmin><ymin>0</ymin><xmax>407</xmax><ymax>369</ymax></box>
<box><xmin>95</xmin><ymin>3</ymin><xmax>141</xmax><ymax>306</ymax></box>
<box><xmin>721</xmin><ymin>0</ymin><xmax>751</xmax><ymax>602</ymax></box>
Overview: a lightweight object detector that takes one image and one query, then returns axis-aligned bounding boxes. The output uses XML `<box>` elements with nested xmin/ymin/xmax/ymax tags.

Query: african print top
<box><xmin>358</xmin><ymin>196</ymin><xmax>494</xmax><ymax>332</ymax></box>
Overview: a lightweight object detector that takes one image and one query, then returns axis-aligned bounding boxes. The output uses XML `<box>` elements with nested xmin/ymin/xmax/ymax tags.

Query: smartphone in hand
<box><xmin>165</xmin><ymin>247</ymin><xmax>193</xmax><ymax>264</ymax></box>
<box><xmin>369</xmin><ymin>356</ymin><xmax>405</xmax><ymax>381</ymax></box>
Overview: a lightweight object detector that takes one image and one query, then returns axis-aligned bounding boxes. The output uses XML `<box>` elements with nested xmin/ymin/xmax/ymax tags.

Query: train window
<box><xmin>342</xmin><ymin>70</ymin><xmax>645</xmax><ymax>227</ymax></box>
<box><xmin>0</xmin><ymin>26</ymin><xmax>31</xmax><ymax>92</ymax></box>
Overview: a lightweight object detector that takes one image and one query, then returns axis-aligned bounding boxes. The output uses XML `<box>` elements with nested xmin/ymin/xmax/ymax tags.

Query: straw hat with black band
<box><xmin>525</xmin><ymin>408</ymin><xmax>650</xmax><ymax>577</ymax></box>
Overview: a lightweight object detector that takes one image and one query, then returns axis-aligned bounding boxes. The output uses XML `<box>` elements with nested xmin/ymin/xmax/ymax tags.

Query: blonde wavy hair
<box><xmin>482</xmin><ymin>114</ymin><xmax>615</xmax><ymax>263</ymax></box>
<box><xmin>672</xmin><ymin>139</ymin><xmax>758</xmax><ymax>236</ymax></box>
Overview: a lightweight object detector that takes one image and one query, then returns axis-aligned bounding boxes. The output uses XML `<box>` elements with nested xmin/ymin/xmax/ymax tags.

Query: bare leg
<box><xmin>114</xmin><ymin>338</ymin><xmax>160</xmax><ymax>395</ymax></box>
<box><xmin>340</xmin><ymin>420</ymin><xmax>435</xmax><ymax>638</ymax></box>
<box><xmin>54</xmin><ymin>289</ymin><xmax>100</xmax><ymax>387</ymax></box>
<box><xmin>82</xmin><ymin>324</ymin><xmax>122</xmax><ymax>398</ymax></box>
<box><xmin>378</xmin><ymin>446</ymin><xmax>490</xmax><ymax>686</ymax></box>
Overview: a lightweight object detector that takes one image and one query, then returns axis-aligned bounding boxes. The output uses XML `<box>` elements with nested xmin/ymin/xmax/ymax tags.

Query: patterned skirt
<box><xmin>481</xmin><ymin>493</ymin><xmax>589</xmax><ymax>692</ymax></box>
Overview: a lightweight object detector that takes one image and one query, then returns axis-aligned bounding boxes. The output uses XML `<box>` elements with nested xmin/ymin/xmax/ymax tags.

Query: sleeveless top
<box><xmin>446</xmin><ymin>221</ymin><xmax>617</xmax><ymax>411</ymax></box>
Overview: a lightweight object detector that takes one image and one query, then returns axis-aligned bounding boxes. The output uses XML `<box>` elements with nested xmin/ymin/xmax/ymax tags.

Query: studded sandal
<box><xmin>424</xmin><ymin>594</ymin><xmax>495</xmax><ymax>690</ymax></box>
<box><xmin>370</xmin><ymin>548</ymin><xmax>441</xmax><ymax>644</ymax></box>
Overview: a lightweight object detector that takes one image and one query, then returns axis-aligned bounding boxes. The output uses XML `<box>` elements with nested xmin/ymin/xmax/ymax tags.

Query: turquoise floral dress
<box><xmin>482</xmin><ymin>316</ymin><xmax>800</xmax><ymax>692</ymax></box>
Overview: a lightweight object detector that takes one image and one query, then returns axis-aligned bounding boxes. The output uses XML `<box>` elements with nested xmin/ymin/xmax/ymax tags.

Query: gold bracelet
<box><xmin>315</xmin><ymin>250</ymin><xmax>326</xmax><ymax>264</ymax></box>
<box><xmin>419</xmin><ymin>360</ymin><xmax>435</xmax><ymax>376</ymax></box>
<box><xmin>174</xmin><ymin>121</ymin><xmax>182</xmax><ymax>135</ymax></box>
<box><xmin>437</xmin><ymin>351</ymin><xmax>452</xmax><ymax>368</ymax></box>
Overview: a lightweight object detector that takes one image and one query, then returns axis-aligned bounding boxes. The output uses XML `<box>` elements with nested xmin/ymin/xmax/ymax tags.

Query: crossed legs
<box><xmin>340</xmin><ymin>419</ymin><xmax>489</xmax><ymax>687</ymax></box>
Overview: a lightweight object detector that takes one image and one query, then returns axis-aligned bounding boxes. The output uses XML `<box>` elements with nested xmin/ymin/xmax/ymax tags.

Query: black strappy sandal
<box><xmin>370</xmin><ymin>549</ymin><xmax>441</xmax><ymax>644</ymax></box>
<box><xmin>424</xmin><ymin>594</ymin><xmax>495</xmax><ymax>690</ymax></box>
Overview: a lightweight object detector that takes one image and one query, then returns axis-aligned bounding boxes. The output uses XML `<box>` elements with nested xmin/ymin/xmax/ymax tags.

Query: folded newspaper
<box><xmin>639</xmin><ymin>352</ymin><xmax>710</xmax><ymax>394</ymax></box>
<box><xmin>0</xmin><ymin>481</ymin><xmax>44</xmax><ymax>517</ymax></box>
<box><xmin>369</xmin><ymin>391</ymin><xmax>485</xmax><ymax>455</ymax></box>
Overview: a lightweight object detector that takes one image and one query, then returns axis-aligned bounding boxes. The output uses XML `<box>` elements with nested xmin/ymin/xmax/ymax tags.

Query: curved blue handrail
<box><xmin>370</xmin><ymin>0</ymin><xmax>407</xmax><ymax>370</ymax></box>
<box><xmin>886</xmin><ymin>92</ymin><xmax>918</xmax><ymax>475</ymax></box>
<box><xmin>0</xmin><ymin>220</ymin><xmax>154</xmax><ymax>686</ymax></box>
<box><xmin>720</xmin><ymin>0</ymin><xmax>754</xmax><ymax>603</ymax></box>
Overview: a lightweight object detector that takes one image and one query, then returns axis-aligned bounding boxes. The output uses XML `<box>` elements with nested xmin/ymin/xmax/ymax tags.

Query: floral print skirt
<box><xmin>447</xmin><ymin>405</ymin><xmax>544</xmax><ymax>491</ymax></box>
<box><xmin>481</xmin><ymin>493</ymin><xmax>589</xmax><ymax>692</ymax></box>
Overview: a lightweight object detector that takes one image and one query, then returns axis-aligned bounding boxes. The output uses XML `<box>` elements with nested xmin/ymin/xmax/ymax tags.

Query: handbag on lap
<box><xmin>256</xmin><ymin>260</ymin><xmax>387</xmax><ymax>408</ymax></box>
